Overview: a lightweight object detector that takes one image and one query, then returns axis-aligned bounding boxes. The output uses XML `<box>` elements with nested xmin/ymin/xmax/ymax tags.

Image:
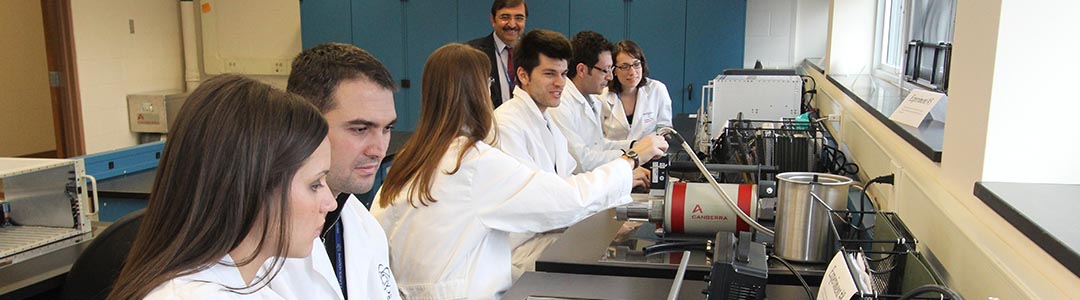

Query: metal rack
<box><xmin>706</xmin><ymin>118</ymin><xmax>824</xmax><ymax>184</ymax></box>
<box><xmin>828</xmin><ymin>210</ymin><xmax>955</xmax><ymax>299</ymax></box>
<box><xmin>0</xmin><ymin>158</ymin><xmax>93</xmax><ymax>268</ymax></box>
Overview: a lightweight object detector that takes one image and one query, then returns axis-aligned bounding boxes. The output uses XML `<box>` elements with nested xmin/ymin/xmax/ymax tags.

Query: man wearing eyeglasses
<box><xmin>549</xmin><ymin>31</ymin><xmax>652</xmax><ymax>182</ymax></box>
<box><xmin>466</xmin><ymin>0</ymin><xmax>527</xmax><ymax>108</ymax></box>
<box><xmin>492</xmin><ymin>29</ymin><xmax>666</xmax><ymax>281</ymax></box>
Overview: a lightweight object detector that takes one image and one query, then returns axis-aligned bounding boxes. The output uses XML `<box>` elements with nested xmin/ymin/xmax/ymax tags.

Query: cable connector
<box><xmin>870</xmin><ymin>174</ymin><xmax>895</xmax><ymax>185</ymax></box>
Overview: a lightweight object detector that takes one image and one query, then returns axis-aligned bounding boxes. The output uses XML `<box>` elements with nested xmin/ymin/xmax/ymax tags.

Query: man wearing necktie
<box><xmin>466</xmin><ymin>0</ymin><xmax>527</xmax><ymax>108</ymax></box>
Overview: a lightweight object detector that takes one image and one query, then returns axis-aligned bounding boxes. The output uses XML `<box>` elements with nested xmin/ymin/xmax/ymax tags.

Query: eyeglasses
<box><xmin>497</xmin><ymin>14</ymin><xmax>527</xmax><ymax>23</ymax></box>
<box><xmin>590</xmin><ymin>65</ymin><xmax>614</xmax><ymax>75</ymax></box>
<box><xmin>614</xmin><ymin>61</ymin><xmax>643</xmax><ymax>71</ymax></box>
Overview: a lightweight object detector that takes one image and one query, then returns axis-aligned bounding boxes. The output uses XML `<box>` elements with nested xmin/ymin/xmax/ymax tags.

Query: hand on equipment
<box><xmin>629</xmin><ymin>134</ymin><xmax>668</xmax><ymax>164</ymax></box>
<box><xmin>614</xmin><ymin>221</ymin><xmax>644</xmax><ymax>243</ymax></box>
<box><xmin>631</xmin><ymin>167</ymin><xmax>651</xmax><ymax>188</ymax></box>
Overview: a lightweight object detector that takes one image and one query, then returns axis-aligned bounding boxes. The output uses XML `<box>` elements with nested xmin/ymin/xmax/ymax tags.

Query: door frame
<box><xmin>41</xmin><ymin>0</ymin><xmax>85</xmax><ymax>157</ymax></box>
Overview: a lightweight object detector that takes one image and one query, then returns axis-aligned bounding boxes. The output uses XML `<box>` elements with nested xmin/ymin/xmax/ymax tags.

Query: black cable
<box><xmin>855</xmin><ymin>174</ymin><xmax>895</xmax><ymax>228</ymax></box>
<box><xmin>642</xmin><ymin>241</ymin><xmax>708</xmax><ymax>256</ymax></box>
<box><xmin>896</xmin><ymin>284</ymin><xmax>964</xmax><ymax>300</ymax></box>
<box><xmin>770</xmin><ymin>255</ymin><xmax>815</xmax><ymax>300</ymax></box>
<box><xmin>800</xmin><ymin>75</ymin><xmax>819</xmax><ymax>113</ymax></box>
<box><xmin>812</xmin><ymin>117</ymin><xmax>859</xmax><ymax>177</ymax></box>
<box><xmin>820</xmin><ymin>144</ymin><xmax>859</xmax><ymax>177</ymax></box>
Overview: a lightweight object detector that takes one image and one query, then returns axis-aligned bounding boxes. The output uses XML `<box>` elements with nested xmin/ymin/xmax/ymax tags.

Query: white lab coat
<box><xmin>549</xmin><ymin>80</ymin><xmax>634</xmax><ymax>173</ymax></box>
<box><xmin>272</xmin><ymin>194</ymin><xmax>401</xmax><ymax>300</ymax></box>
<box><xmin>145</xmin><ymin>254</ymin><xmax>290</xmax><ymax>300</ymax></box>
<box><xmin>494</xmin><ymin>87</ymin><xmax>608</xmax><ymax>279</ymax></box>
<box><xmin>600</xmin><ymin>79</ymin><xmax>674</xmax><ymax>140</ymax></box>
<box><xmin>370</xmin><ymin>137</ymin><xmax>633</xmax><ymax>300</ymax></box>
<box><xmin>494</xmin><ymin>87</ymin><xmax>577</xmax><ymax>178</ymax></box>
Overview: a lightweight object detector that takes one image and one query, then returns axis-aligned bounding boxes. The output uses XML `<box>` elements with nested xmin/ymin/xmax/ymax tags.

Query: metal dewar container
<box><xmin>774</xmin><ymin>172</ymin><xmax>852</xmax><ymax>262</ymax></box>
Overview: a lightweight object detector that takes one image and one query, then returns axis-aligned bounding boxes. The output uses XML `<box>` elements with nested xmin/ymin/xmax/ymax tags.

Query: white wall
<box><xmin>981</xmin><ymin>0</ymin><xmax>1080</xmax><ymax>184</ymax></box>
<box><xmin>71</xmin><ymin>0</ymin><xmax>184</xmax><ymax>154</ymax></box>
<box><xmin>814</xmin><ymin>0</ymin><xmax>1080</xmax><ymax>297</ymax></box>
<box><xmin>825</xmin><ymin>0</ymin><xmax>875</xmax><ymax>75</ymax></box>
<box><xmin>744</xmin><ymin>0</ymin><xmax>796</xmax><ymax>68</ymax></box>
<box><xmin>0</xmin><ymin>0</ymin><xmax>56</xmax><ymax>157</ymax></box>
<box><xmin>793</xmin><ymin>0</ymin><xmax>829</xmax><ymax>63</ymax></box>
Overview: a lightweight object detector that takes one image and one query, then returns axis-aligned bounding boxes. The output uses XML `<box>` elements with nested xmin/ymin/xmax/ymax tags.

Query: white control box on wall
<box><xmin>196</xmin><ymin>0</ymin><xmax>301</xmax><ymax>75</ymax></box>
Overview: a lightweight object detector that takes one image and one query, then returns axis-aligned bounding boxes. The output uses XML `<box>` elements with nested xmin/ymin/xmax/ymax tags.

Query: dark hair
<box><xmin>287</xmin><ymin>42</ymin><xmax>396</xmax><ymax>112</ymax></box>
<box><xmin>379</xmin><ymin>44</ymin><xmax>495</xmax><ymax>208</ymax></box>
<box><xmin>490</xmin><ymin>0</ymin><xmax>528</xmax><ymax>17</ymax></box>
<box><xmin>512</xmin><ymin>29</ymin><xmax>572</xmax><ymax>85</ymax></box>
<box><xmin>609</xmin><ymin>40</ymin><xmax>650</xmax><ymax>92</ymax></box>
<box><xmin>109</xmin><ymin>74</ymin><xmax>328</xmax><ymax>300</ymax></box>
<box><xmin>567</xmin><ymin>30</ymin><xmax>614</xmax><ymax>79</ymax></box>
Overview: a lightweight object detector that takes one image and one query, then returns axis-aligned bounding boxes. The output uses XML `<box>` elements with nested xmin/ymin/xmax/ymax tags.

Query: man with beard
<box><xmin>271</xmin><ymin>42</ymin><xmax>401</xmax><ymax>300</ymax></box>
<box><xmin>466</xmin><ymin>0</ymin><xmax>527</xmax><ymax>108</ymax></box>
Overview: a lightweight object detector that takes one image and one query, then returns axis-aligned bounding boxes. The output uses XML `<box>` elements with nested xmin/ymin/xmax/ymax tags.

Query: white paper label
<box><xmin>817</xmin><ymin>251</ymin><xmax>859</xmax><ymax>300</ymax></box>
<box><xmin>889</xmin><ymin>89</ymin><xmax>946</xmax><ymax>127</ymax></box>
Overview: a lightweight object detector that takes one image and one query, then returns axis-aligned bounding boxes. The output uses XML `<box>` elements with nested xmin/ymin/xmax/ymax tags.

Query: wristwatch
<box><xmin>621</xmin><ymin>149</ymin><xmax>639</xmax><ymax>169</ymax></box>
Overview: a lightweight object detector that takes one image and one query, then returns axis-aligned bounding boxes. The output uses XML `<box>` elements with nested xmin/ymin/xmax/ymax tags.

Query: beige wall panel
<box><xmin>0</xmin><ymin>0</ymin><xmax>56</xmax><ymax>157</ymax></box>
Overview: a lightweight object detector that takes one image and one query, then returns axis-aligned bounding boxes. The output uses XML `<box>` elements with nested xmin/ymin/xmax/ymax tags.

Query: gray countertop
<box><xmin>824</xmin><ymin>73</ymin><xmax>944</xmax><ymax>162</ymax></box>
<box><xmin>974</xmin><ymin>181</ymin><xmax>1080</xmax><ymax>277</ymax></box>
<box><xmin>535</xmin><ymin>203</ymin><xmax>827</xmax><ymax>286</ymax></box>
<box><xmin>505</xmin><ymin>271</ymin><xmax>815</xmax><ymax>300</ymax></box>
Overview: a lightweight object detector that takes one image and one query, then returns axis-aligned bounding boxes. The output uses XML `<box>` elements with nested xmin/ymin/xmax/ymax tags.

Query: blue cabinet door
<box><xmin>628</xmin><ymin>0</ymin><xmax>686</xmax><ymax>114</ymax></box>
<box><xmin>569</xmin><ymin>0</ymin><xmax>627</xmax><ymax>43</ymax></box>
<box><xmin>525</xmin><ymin>0</ymin><xmax>570</xmax><ymax>36</ymax></box>
<box><xmin>351</xmin><ymin>1</ymin><xmax>409</xmax><ymax>130</ymax></box>
<box><xmin>398</xmin><ymin>0</ymin><xmax>459</xmax><ymax>131</ymax></box>
<box><xmin>458</xmin><ymin>0</ymin><xmax>495</xmax><ymax>40</ymax></box>
<box><xmin>459</xmin><ymin>0</ymin><xmax>570</xmax><ymax>41</ymax></box>
<box><xmin>300</xmin><ymin>0</ymin><xmax>352</xmax><ymax>48</ymax></box>
<box><xmin>683</xmin><ymin>0</ymin><xmax>746</xmax><ymax>115</ymax></box>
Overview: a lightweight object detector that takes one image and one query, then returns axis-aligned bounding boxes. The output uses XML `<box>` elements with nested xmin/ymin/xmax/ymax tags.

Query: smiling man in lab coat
<box><xmin>493</xmin><ymin>29</ymin><xmax>661</xmax><ymax>280</ymax></box>
<box><xmin>549</xmin><ymin>31</ymin><xmax>648</xmax><ymax>175</ymax></box>
<box><xmin>270</xmin><ymin>43</ymin><xmax>401</xmax><ymax>300</ymax></box>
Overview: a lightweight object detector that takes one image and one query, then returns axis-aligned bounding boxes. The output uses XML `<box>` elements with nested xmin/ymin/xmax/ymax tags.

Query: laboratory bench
<box><xmin>505</xmin><ymin>271</ymin><xmax>815</xmax><ymax>300</ymax></box>
<box><xmin>534</xmin><ymin>196</ymin><xmax>827</xmax><ymax>286</ymax></box>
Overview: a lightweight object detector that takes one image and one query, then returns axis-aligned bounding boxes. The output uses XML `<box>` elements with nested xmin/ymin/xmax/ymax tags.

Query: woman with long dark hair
<box><xmin>109</xmin><ymin>74</ymin><xmax>338</xmax><ymax>299</ymax></box>
<box><xmin>600</xmin><ymin>40</ymin><xmax>674</xmax><ymax>141</ymax></box>
<box><xmin>371</xmin><ymin>43</ymin><xmax>666</xmax><ymax>299</ymax></box>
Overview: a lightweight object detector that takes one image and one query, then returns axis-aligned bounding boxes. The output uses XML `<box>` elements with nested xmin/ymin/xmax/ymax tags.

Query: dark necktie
<box><xmin>506</xmin><ymin>46</ymin><xmax>515</xmax><ymax>87</ymax></box>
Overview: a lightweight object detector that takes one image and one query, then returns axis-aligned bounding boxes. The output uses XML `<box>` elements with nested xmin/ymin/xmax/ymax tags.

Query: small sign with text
<box><xmin>890</xmin><ymin>90</ymin><xmax>946</xmax><ymax>127</ymax></box>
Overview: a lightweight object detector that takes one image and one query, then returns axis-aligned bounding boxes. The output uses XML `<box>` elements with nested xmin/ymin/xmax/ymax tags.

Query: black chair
<box><xmin>61</xmin><ymin>209</ymin><xmax>145</xmax><ymax>300</ymax></box>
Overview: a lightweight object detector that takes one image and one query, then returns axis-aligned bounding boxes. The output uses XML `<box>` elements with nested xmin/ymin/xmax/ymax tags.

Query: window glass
<box><xmin>875</xmin><ymin>0</ymin><xmax>956</xmax><ymax>93</ymax></box>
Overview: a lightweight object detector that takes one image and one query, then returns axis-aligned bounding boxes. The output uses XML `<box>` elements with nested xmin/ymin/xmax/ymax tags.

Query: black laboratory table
<box><xmin>974</xmin><ymin>181</ymin><xmax>1080</xmax><ymax>278</ymax></box>
<box><xmin>505</xmin><ymin>271</ymin><xmax>816</xmax><ymax>300</ymax></box>
<box><xmin>533</xmin><ymin>200</ymin><xmax>828</xmax><ymax>288</ymax></box>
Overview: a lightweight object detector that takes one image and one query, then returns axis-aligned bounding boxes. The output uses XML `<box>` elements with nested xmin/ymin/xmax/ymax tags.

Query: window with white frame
<box><xmin>877</xmin><ymin>0</ymin><xmax>904</xmax><ymax>73</ymax></box>
<box><xmin>874</xmin><ymin>0</ymin><xmax>956</xmax><ymax>93</ymax></box>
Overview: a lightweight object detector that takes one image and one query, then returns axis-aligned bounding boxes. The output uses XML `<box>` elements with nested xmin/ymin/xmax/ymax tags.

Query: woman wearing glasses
<box><xmin>600</xmin><ymin>40</ymin><xmax>674</xmax><ymax>141</ymax></box>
